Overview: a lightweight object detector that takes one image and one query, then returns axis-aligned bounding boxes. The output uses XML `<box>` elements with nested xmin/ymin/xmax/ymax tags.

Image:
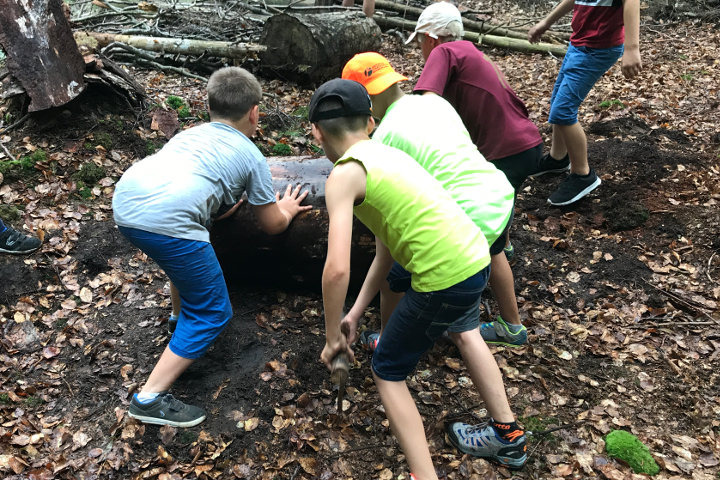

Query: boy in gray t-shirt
<box><xmin>113</xmin><ymin>67</ymin><xmax>310</xmax><ymax>427</ymax></box>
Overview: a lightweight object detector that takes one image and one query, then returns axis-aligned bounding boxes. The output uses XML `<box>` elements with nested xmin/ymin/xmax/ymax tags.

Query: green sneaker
<box><xmin>128</xmin><ymin>393</ymin><xmax>206</xmax><ymax>427</ymax></box>
<box><xmin>480</xmin><ymin>317</ymin><xmax>527</xmax><ymax>346</ymax></box>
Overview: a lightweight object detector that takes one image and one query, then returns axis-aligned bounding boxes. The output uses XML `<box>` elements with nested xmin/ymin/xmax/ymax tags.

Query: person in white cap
<box><xmin>409</xmin><ymin>1</ymin><xmax>544</xmax><ymax>347</ymax></box>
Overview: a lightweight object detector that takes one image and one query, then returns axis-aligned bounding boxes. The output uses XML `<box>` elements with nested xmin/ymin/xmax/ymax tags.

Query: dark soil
<box><xmin>2</xmin><ymin>13</ymin><xmax>720</xmax><ymax>480</ymax></box>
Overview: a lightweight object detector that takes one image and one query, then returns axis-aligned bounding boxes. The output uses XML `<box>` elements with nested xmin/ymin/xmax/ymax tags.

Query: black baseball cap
<box><xmin>308</xmin><ymin>78</ymin><xmax>373</xmax><ymax>122</ymax></box>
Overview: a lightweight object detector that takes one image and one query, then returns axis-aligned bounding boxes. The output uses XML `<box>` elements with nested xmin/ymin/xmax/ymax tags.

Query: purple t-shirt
<box><xmin>414</xmin><ymin>41</ymin><xmax>542</xmax><ymax>161</ymax></box>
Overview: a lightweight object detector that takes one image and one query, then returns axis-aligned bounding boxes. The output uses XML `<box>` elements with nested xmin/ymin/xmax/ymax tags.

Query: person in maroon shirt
<box><xmin>409</xmin><ymin>1</ymin><xmax>543</xmax><ymax>347</ymax></box>
<box><xmin>528</xmin><ymin>0</ymin><xmax>642</xmax><ymax>206</ymax></box>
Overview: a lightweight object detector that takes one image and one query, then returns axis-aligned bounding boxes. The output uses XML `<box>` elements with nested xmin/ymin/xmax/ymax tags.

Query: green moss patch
<box><xmin>605</xmin><ymin>430</ymin><xmax>660</xmax><ymax>475</ymax></box>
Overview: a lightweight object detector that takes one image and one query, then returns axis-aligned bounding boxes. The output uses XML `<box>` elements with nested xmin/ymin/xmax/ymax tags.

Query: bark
<box><xmin>367</xmin><ymin>0</ymin><xmax>571</xmax><ymax>43</ymax></box>
<box><xmin>210</xmin><ymin>156</ymin><xmax>375</xmax><ymax>286</ymax></box>
<box><xmin>75</xmin><ymin>32</ymin><xmax>267</xmax><ymax>58</ymax></box>
<box><xmin>374</xmin><ymin>16</ymin><xmax>568</xmax><ymax>56</ymax></box>
<box><xmin>260</xmin><ymin>11</ymin><xmax>381</xmax><ymax>85</ymax></box>
<box><xmin>0</xmin><ymin>0</ymin><xmax>85</xmax><ymax>111</ymax></box>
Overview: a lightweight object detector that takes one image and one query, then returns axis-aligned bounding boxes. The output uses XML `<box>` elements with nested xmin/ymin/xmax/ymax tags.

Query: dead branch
<box><xmin>373</xmin><ymin>15</ymin><xmax>568</xmax><ymax>56</ymax></box>
<box><xmin>365</xmin><ymin>0</ymin><xmax>571</xmax><ymax>43</ymax></box>
<box><xmin>102</xmin><ymin>42</ymin><xmax>208</xmax><ymax>82</ymax></box>
<box><xmin>77</xmin><ymin>32</ymin><xmax>267</xmax><ymax>58</ymax></box>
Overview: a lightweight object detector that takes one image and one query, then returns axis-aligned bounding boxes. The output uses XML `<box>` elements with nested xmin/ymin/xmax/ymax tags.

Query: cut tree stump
<box><xmin>0</xmin><ymin>0</ymin><xmax>85</xmax><ymax>111</ymax></box>
<box><xmin>260</xmin><ymin>11</ymin><xmax>381</xmax><ymax>85</ymax></box>
<box><xmin>211</xmin><ymin>156</ymin><xmax>375</xmax><ymax>287</ymax></box>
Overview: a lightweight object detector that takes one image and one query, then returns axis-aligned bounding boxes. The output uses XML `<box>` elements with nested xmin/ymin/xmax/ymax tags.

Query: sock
<box><xmin>491</xmin><ymin>419</ymin><xmax>524</xmax><ymax>443</ymax></box>
<box><xmin>135</xmin><ymin>392</ymin><xmax>160</xmax><ymax>404</ymax></box>
<box><xmin>498</xmin><ymin>316</ymin><xmax>523</xmax><ymax>333</ymax></box>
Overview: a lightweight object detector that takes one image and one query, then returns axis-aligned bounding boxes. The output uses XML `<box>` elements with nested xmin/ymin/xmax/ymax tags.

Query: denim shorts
<box><xmin>118</xmin><ymin>226</ymin><xmax>232</xmax><ymax>360</ymax></box>
<box><xmin>374</xmin><ymin>264</ymin><xmax>490</xmax><ymax>381</ymax></box>
<box><xmin>548</xmin><ymin>44</ymin><xmax>623</xmax><ymax>125</ymax></box>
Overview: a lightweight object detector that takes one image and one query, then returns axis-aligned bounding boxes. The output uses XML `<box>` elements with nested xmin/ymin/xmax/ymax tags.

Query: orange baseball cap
<box><xmin>342</xmin><ymin>52</ymin><xmax>408</xmax><ymax>95</ymax></box>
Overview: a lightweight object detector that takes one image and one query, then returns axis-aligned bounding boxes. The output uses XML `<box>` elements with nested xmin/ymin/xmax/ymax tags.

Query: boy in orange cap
<box><xmin>341</xmin><ymin>52</ymin><xmax>527</xmax><ymax>350</ymax></box>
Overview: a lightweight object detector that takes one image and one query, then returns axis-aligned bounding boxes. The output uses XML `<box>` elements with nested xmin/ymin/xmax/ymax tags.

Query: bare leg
<box><xmin>553</xmin><ymin>122</ymin><xmax>589</xmax><ymax>175</ymax></box>
<box><xmin>373</xmin><ymin>372</ymin><xmax>438</xmax><ymax>480</ymax></box>
<box><xmin>489</xmin><ymin>253</ymin><xmax>521</xmax><ymax>326</ymax></box>
<box><xmin>170</xmin><ymin>281</ymin><xmax>181</xmax><ymax>317</ymax></box>
<box><xmin>449</xmin><ymin>329</ymin><xmax>514</xmax><ymax>423</ymax></box>
<box><xmin>362</xmin><ymin>0</ymin><xmax>375</xmax><ymax>16</ymax></box>
<box><xmin>141</xmin><ymin>346</ymin><xmax>194</xmax><ymax>393</ymax></box>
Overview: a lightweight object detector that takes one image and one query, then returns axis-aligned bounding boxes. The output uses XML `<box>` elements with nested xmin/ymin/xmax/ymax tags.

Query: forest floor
<box><xmin>1</xmin><ymin>1</ymin><xmax>719</xmax><ymax>479</ymax></box>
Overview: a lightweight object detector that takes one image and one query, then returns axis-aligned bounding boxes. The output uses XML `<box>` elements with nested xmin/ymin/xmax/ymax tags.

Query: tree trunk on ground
<box><xmin>210</xmin><ymin>156</ymin><xmax>375</xmax><ymax>287</ymax></box>
<box><xmin>374</xmin><ymin>15</ymin><xmax>568</xmax><ymax>56</ymax></box>
<box><xmin>260</xmin><ymin>11</ymin><xmax>381</xmax><ymax>85</ymax></box>
<box><xmin>0</xmin><ymin>0</ymin><xmax>85</xmax><ymax>111</ymax></box>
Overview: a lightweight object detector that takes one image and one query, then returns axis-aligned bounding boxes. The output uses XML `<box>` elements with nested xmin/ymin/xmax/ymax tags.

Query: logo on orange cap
<box><xmin>342</xmin><ymin>52</ymin><xmax>408</xmax><ymax>96</ymax></box>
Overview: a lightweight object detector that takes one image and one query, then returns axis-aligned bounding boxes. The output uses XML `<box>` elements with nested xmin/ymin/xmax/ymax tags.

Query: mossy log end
<box><xmin>260</xmin><ymin>11</ymin><xmax>382</xmax><ymax>85</ymax></box>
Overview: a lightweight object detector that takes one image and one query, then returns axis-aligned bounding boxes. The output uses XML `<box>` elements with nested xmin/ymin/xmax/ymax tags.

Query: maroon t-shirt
<box><xmin>571</xmin><ymin>0</ymin><xmax>625</xmax><ymax>48</ymax></box>
<box><xmin>414</xmin><ymin>41</ymin><xmax>542</xmax><ymax>161</ymax></box>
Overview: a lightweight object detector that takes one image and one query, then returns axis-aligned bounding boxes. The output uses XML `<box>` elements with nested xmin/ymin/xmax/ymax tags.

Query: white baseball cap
<box><xmin>405</xmin><ymin>1</ymin><xmax>464</xmax><ymax>44</ymax></box>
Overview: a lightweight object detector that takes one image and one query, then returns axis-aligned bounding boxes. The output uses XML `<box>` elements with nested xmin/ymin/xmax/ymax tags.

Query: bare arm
<box><xmin>252</xmin><ymin>183</ymin><xmax>311</xmax><ymax>235</ymax></box>
<box><xmin>341</xmin><ymin>237</ymin><xmax>393</xmax><ymax>344</ymax></box>
<box><xmin>621</xmin><ymin>0</ymin><xmax>642</xmax><ymax>79</ymax></box>
<box><xmin>528</xmin><ymin>0</ymin><xmax>575</xmax><ymax>43</ymax></box>
<box><xmin>320</xmin><ymin>162</ymin><xmax>366</xmax><ymax>369</ymax></box>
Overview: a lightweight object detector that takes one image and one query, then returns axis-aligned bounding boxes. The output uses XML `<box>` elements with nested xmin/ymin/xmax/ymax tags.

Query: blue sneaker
<box><xmin>358</xmin><ymin>330</ymin><xmax>379</xmax><ymax>353</ymax></box>
<box><xmin>446</xmin><ymin>421</ymin><xmax>527</xmax><ymax>470</ymax></box>
<box><xmin>480</xmin><ymin>317</ymin><xmax>528</xmax><ymax>346</ymax></box>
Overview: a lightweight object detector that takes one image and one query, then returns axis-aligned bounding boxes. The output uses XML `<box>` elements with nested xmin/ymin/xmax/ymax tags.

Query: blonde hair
<box><xmin>207</xmin><ymin>67</ymin><xmax>262</xmax><ymax>121</ymax></box>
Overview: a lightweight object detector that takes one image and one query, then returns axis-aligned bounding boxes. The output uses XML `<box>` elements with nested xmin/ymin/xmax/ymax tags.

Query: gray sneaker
<box><xmin>480</xmin><ymin>317</ymin><xmax>528</xmax><ymax>347</ymax></box>
<box><xmin>547</xmin><ymin>169</ymin><xmax>601</xmax><ymax>206</ymax></box>
<box><xmin>0</xmin><ymin>226</ymin><xmax>41</xmax><ymax>255</ymax></box>
<box><xmin>446</xmin><ymin>422</ymin><xmax>527</xmax><ymax>470</ymax></box>
<box><xmin>128</xmin><ymin>393</ymin><xmax>206</xmax><ymax>427</ymax></box>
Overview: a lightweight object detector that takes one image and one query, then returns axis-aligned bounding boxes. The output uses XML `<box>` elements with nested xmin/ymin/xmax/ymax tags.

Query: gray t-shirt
<box><xmin>113</xmin><ymin>122</ymin><xmax>275</xmax><ymax>242</ymax></box>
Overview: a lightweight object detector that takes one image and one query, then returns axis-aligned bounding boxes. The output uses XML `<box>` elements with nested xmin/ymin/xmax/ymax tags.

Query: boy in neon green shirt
<box><xmin>311</xmin><ymin>79</ymin><xmax>526</xmax><ymax>479</ymax></box>
<box><xmin>342</xmin><ymin>52</ymin><xmax>527</xmax><ymax>347</ymax></box>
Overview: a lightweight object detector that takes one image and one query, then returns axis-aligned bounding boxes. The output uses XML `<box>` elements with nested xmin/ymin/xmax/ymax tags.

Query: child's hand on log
<box><xmin>276</xmin><ymin>183</ymin><xmax>312</xmax><ymax>220</ymax></box>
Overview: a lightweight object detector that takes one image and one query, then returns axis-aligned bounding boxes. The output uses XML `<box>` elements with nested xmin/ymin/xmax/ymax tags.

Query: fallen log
<box><xmin>210</xmin><ymin>156</ymin><xmax>375</xmax><ymax>287</ymax></box>
<box><xmin>0</xmin><ymin>0</ymin><xmax>85</xmax><ymax>111</ymax></box>
<box><xmin>366</xmin><ymin>0</ymin><xmax>571</xmax><ymax>43</ymax></box>
<box><xmin>74</xmin><ymin>32</ymin><xmax>267</xmax><ymax>58</ymax></box>
<box><xmin>260</xmin><ymin>11</ymin><xmax>381</xmax><ymax>85</ymax></box>
<box><xmin>374</xmin><ymin>15</ymin><xmax>568</xmax><ymax>56</ymax></box>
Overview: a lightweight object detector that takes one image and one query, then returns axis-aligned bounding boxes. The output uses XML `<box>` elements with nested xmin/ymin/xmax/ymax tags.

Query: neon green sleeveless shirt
<box><xmin>373</xmin><ymin>94</ymin><xmax>514</xmax><ymax>247</ymax></box>
<box><xmin>336</xmin><ymin>140</ymin><xmax>489</xmax><ymax>292</ymax></box>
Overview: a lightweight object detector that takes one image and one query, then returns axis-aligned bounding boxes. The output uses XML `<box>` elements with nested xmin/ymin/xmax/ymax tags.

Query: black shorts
<box><xmin>488</xmin><ymin>142</ymin><xmax>543</xmax><ymax>255</ymax></box>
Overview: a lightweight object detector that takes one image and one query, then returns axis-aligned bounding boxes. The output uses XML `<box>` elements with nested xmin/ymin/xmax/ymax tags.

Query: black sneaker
<box><xmin>128</xmin><ymin>393</ymin><xmax>206</xmax><ymax>427</ymax></box>
<box><xmin>528</xmin><ymin>153</ymin><xmax>570</xmax><ymax>178</ymax></box>
<box><xmin>167</xmin><ymin>314</ymin><xmax>178</xmax><ymax>334</ymax></box>
<box><xmin>547</xmin><ymin>169</ymin><xmax>601</xmax><ymax>206</ymax></box>
<box><xmin>0</xmin><ymin>226</ymin><xmax>42</xmax><ymax>254</ymax></box>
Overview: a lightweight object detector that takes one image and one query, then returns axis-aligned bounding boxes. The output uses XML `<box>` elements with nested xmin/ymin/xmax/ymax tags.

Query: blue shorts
<box><xmin>548</xmin><ymin>44</ymin><xmax>623</xmax><ymax>125</ymax></box>
<box><xmin>118</xmin><ymin>226</ymin><xmax>232</xmax><ymax>360</ymax></box>
<box><xmin>374</xmin><ymin>264</ymin><xmax>490</xmax><ymax>381</ymax></box>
